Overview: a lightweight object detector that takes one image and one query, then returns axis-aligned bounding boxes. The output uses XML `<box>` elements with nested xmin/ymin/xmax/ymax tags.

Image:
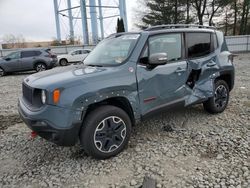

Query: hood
<box><xmin>0</xmin><ymin>57</ymin><xmax>5</xmax><ymax>63</ymax></box>
<box><xmin>24</xmin><ymin>65</ymin><xmax>108</xmax><ymax>90</ymax></box>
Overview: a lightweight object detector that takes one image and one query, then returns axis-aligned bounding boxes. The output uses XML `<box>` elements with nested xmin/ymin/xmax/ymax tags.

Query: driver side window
<box><xmin>149</xmin><ymin>33</ymin><xmax>182</xmax><ymax>62</ymax></box>
<box><xmin>71</xmin><ymin>51</ymin><xmax>79</xmax><ymax>55</ymax></box>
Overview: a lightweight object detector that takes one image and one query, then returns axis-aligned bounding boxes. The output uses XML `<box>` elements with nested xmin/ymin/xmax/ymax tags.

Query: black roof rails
<box><xmin>145</xmin><ymin>24</ymin><xmax>216</xmax><ymax>31</ymax></box>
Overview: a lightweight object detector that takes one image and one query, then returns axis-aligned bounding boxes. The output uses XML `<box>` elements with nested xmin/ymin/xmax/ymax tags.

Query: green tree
<box><xmin>116</xmin><ymin>18</ymin><xmax>125</xmax><ymax>33</ymax></box>
<box><xmin>138</xmin><ymin>0</ymin><xmax>186</xmax><ymax>28</ymax></box>
<box><xmin>135</xmin><ymin>0</ymin><xmax>249</xmax><ymax>35</ymax></box>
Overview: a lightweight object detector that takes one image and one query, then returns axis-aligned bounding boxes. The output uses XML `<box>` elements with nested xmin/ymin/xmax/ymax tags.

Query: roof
<box><xmin>15</xmin><ymin>48</ymin><xmax>50</xmax><ymax>52</ymax></box>
<box><xmin>145</xmin><ymin>24</ymin><xmax>215</xmax><ymax>31</ymax></box>
<box><xmin>109</xmin><ymin>24</ymin><xmax>216</xmax><ymax>38</ymax></box>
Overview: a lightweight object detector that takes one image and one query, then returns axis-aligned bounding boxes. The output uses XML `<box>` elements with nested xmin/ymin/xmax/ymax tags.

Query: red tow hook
<box><xmin>30</xmin><ymin>131</ymin><xmax>37</xmax><ymax>139</ymax></box>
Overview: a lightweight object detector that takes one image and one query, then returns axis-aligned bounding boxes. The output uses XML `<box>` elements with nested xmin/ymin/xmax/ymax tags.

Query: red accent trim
<box><xmin>143</xmin><ymin>97</ymin><xmax>157</xmax><ymax>103</ymax></box>
<box><xmin>31</xmin><ymin>131</ymin><xmax>37</xmax><ymax>139</ymax></box>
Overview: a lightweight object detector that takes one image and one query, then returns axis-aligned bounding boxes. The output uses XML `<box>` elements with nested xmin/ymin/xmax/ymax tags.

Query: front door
<box><xmin>4</xmin><ymin>51</ymin><xmax>21</xmax><ymax>71</ymax></box>
<box><xmin>137</xmin><ymin>33</ymin><xmax>189</xmax><ymax>115</ymax></box>
<box><xmin>70</xmin><ymin>50</ymin><xmax>84</xmax><ymax>62</ymax></box>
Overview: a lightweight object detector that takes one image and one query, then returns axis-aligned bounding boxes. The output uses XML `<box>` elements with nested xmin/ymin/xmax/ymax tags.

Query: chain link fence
<box><xmin>225</xmin><ymin>35</ymin><xmax>250</xmax><ymax>53</ymax></box>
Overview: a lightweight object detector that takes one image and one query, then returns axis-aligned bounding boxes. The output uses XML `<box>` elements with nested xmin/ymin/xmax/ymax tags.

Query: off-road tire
<box><xmin>80</xmin><ymin>105</ymin><xmax>132</xmax><ymax>159</ymax></box>
<box><xmin>203</xmin><ymin>80</ymin><xmax>229</xmax><ymax>114</ymax></box>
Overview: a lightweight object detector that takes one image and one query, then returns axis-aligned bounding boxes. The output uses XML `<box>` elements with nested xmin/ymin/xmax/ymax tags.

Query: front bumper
<box><xmin>18</xmin><ymin>98</ymin><xmax>82</xmax><ymax>146</ymax></box>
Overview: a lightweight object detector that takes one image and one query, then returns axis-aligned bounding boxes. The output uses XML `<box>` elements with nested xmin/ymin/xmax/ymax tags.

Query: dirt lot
<box><xmin>0</xmin><ymin>54</ymin><xmax>249</xmax><ymax>188</ymax></box>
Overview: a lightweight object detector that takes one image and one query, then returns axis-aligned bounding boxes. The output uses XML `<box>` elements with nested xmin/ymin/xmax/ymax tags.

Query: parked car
<box><xmin>18</xmin><ymin>25</ymin><xmax>235</xmax><ymax>159</ymax></box>
<box><xmin>0</xmin><ymin>49</ymin><xmax>57</xmax><ymax>76</ymax></box>
<box><xmin>57</xmin><ymin>49</ymin><xmax>91</xmax><ymax>66</ymax></box>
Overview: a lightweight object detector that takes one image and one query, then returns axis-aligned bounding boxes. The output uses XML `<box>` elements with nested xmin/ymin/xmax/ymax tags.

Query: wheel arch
<box><xmin>33</xmin><ymin>61</ymin><xmax>47</xmax><ymax>69</ymax></box>
<box><xmin>0</xmin><ymin>65</ymin><xmax>6</xmax><ymax>75</ymax></box>
<box><xmin>59</xmin><ymin>58</ymin><xmax>68</xmax><ymax>63</ymax></box>
<box><xmin>216</xmin><ymin>71</ymin><xmax>234</xmax><ymax>91</ymax></box>
<box><xmin>59</xmin><ymin>58</ymin><xmax>68</xmax><ymax>61</ymax></box>
<box><xmin>84</xmin><ymin>97</ymin><xmax>136</xmax><ymax>126</ymax></box>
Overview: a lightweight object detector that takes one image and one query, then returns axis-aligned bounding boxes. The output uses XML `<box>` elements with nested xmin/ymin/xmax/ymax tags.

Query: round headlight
<box><xmin>41</xmin><ymin>90</ymin><xmax>46</xmax><ymax>104</ymax></box>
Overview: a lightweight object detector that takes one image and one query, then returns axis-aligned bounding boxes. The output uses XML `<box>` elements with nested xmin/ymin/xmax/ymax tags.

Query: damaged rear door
<box><xmin>184</xmin><ymin>32</ymin><xmax>220</xmax><ymax>106</ymax></box>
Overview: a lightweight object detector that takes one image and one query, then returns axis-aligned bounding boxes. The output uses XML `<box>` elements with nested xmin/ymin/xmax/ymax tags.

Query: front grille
<box><xmin>22</xmin><ymin>83</ymin><xmax>33</xmax><ymax>104</ymax></box>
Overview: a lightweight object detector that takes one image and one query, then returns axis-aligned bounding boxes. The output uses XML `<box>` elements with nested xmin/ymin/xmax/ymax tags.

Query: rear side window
<box><xmin>35</xmin><ymin>51</ymin><xmax>42</xmax><ymax>56</ymax></box>
<box><xmin>186</xmin><ymin>33</ymin><xmax>211</xmax><ymax>58</ymax></box>
<box><xmin>149</xmin><ymin>33</ymin><xmax>182</xmax><ymax>62</ymax></box>
<box><xmin>21</xmin><ymin>51</ymin><xmax>39</xmax><ymax>58</ymax></box>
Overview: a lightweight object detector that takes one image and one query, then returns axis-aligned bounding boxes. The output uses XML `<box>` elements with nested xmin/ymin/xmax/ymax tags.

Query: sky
<box><xmin>0</xmin><ymin>0</ymin><xmax>138</xmax><ymax>42</ymax></box>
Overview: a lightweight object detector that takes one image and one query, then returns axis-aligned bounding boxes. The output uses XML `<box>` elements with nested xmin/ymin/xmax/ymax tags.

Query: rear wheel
<box><xmin>80</xmin><ymin>105</ymin><xmax>132</xmax><ymax>159</ymax></box>
<box><xmin>59</xmin><ymin>59</ymin><xmax>68</xmax><ymax>66</ymax></box>
<box><xmin>0</xmin><ymin>67</ymin><xmax>5</xmax><ymax>77</ymax></box>
<box><xmin>203</xmin><ymin>80</ymin><xmax>229</xmax><ymax>114</ymax></box>
<box><xmin>35</xmin><ymin>63</ymin><xmax>47</xmax><ymax>72</ymax></box>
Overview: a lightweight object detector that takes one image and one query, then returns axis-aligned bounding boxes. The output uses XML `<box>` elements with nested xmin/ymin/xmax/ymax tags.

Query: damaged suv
<box><xmin>18</xmin><ymin>25</ymin><xmax>234</xmax><ymax>159</ymax></box>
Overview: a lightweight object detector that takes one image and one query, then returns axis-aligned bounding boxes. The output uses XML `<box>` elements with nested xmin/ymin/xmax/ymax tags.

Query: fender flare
<box><xmin>72</xmin><ymin>89</ymin><xmax>140</xmax><ymax>120</ymax></box>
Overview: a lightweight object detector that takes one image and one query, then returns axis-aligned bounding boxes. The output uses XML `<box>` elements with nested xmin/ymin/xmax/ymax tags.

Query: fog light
<box><xmin>41</xmin><ymin>90</ymin><xmax>46</xmax><ymax>104</ymax></box>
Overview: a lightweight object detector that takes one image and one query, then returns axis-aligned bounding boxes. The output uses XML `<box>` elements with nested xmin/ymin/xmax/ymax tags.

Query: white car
<box><xmin>58</xmin><ymin>49</ymin><xmax>91</xmax><ymax>66</ymax></box>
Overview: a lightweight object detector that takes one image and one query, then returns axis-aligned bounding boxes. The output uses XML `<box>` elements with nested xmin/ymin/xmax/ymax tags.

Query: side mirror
<box><xmin>5</xmin><ymin>57</ymin><xmax>11</xmax><ymax>61</ymax></box>
<box><xmin>149</xmin><ymin>53</ymin><xmax>168</xmax><ymax>65</ymax></box>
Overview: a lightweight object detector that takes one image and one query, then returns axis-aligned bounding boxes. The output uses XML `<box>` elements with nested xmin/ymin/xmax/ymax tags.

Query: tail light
<box><xmin>45</xmin><ymin>51</ymin><xmax>57</xmax><ymax>58</ymax></box>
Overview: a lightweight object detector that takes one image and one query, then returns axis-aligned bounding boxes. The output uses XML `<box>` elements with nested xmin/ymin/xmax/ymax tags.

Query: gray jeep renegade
<box><xmin>18</xmin><ymin>25</ymin><xmax>235</xmax><ymax>159</ymax></box>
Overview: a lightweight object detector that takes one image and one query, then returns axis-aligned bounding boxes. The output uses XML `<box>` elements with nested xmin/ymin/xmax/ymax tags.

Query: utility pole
<box><xmin>98</xmin><ymin>0</ymin><xmax>104</xmax><ymax>39</ymax></box>
<box><xmin>67</xmin><ymin>0</ymin><xmax>75</xmax><ymax>44</ymax></box>
<box><xmin>89</xmin><ymin>0</ymin><xmax>99</xmax><ymax>44</ymax></box>
<box><xmin>119</xmin><ymin>0</ymin><xmax>128</xmax><ymax>32</ymax></box>
<box><xmin>80</xmin><ymin>0</ymin><xmax>89</xmax><ymax>45</ymax></box>
<box><xmin>53</xmin><ymin>0</ymin><xmax>62</xmax><ymax>43</ymax></box>
<box><xmin>54</xmin><ymin>0</ymin><xmax>128</xmax><ymax>44</ymax></box>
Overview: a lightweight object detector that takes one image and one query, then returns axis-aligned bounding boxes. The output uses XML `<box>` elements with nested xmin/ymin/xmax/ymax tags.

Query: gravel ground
<box><xmin>0</xmin><ymin>54</ymin><xmax>249</xmax><ymax>188</ymax></box>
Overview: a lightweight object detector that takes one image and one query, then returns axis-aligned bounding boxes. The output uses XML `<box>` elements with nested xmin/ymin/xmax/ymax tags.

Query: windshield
<box><xmin>84</xmin><ymin>34</ymin><xmax>140</xmax><ymax>66</ymax></box>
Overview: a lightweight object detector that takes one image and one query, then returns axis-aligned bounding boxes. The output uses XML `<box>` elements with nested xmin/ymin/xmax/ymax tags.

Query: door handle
<box><xmin>175</xmin><ymin>68</ymin><xmax>186</xmax><ymax>73</ymax></box>
<box><xmin>207</xmin><ymin>61</ymin><xmax>216</xmax><ymax>67</ymax></box>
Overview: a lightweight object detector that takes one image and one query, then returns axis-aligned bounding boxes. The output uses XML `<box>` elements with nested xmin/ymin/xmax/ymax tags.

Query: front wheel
<box><xmin>203</xmin><ymin>80</ymin><xmax>229</xmax><ymax>114</ymax></box>
<box><xmin>80</xmin><ymin>105</ymin><xmax>132</xmax><ymax>159</ymax></box>
<box><xmin>0</xmin><ymin>67</ymin><xmax>6</xmax><ymax>77</ymax></box>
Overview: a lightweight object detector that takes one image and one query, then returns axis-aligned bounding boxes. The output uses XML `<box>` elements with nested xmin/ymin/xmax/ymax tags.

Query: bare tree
<box><xmin>15</xmin><ymin>35</ymin><xmax>26</xmax><ymax>48</ymax></box>
<box><xmin>2</xmin><ymin>34</ymin><xmax>16</xmax><ymax>48</ymax></box>
<box><xmin>192</xmin><ymin>0</ymin><xmax>207</xmax><ymax>25</ymax></box>
<box><xmin>2</xmin><ymin>34</ymin><xmax>26</xmax><ymax>48</ymax></box>
<box><xmin>186</xmin><ymin>0</ymin><xmax>191</xmax><ymax>23</ymax></box>
<box><xmin>233</xmin><ymin>0</ymin><xmax>238</xmax><ymax>35</ymax></box>
<box><xmin>240</xmin><ymin>0</ymin><xmax>250</xmax><ymax>34</ymax></box>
